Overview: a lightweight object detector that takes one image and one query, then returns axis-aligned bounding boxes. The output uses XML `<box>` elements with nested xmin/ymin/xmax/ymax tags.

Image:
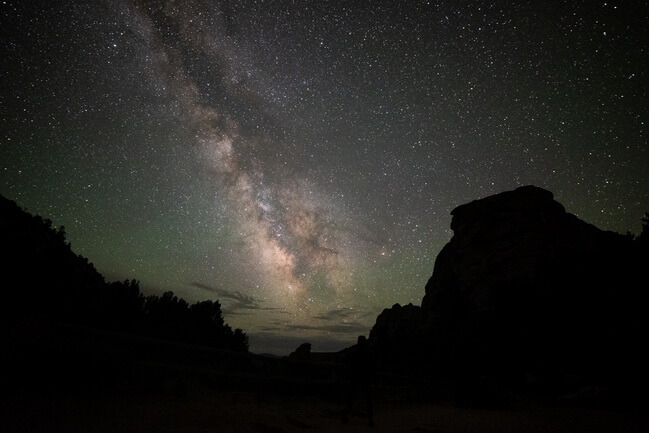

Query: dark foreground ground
<box><xmin>4</xmin><ymin>388</ymin><xmax>649</xmax><ymax>433</ymax></box>
<box><xmin>2</xmin><ymin>324</ymin><xmax>648</xmax><ymax>433</ymax></box>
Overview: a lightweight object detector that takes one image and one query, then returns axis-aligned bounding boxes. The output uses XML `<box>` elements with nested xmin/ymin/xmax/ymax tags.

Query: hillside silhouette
<box><xmin>0</xmin><ymin>193</ymin><xmax>248</xmax><ymax>352</ymax></box>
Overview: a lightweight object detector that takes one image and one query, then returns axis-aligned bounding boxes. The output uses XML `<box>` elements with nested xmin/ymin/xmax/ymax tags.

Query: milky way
<box><xmin>126</xmin><ymin>0</ymin><xmax>351</xmax><ymax>298</ymax></box>
<box><xmin>2</xmin><ymin>0</ymin><xmax>647</xmax><ymax>354</ymax></box>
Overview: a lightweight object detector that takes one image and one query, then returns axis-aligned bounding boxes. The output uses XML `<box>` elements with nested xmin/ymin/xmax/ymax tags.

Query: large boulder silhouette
<box><xmin>370</xmin><ymin>186</ymin><xmax>647</xmax><ymax>392</ymax></box>
<box><xmin>369</xmin><ymin>303</ymin><xmax>426</xmax><ymax>372</ymax></box>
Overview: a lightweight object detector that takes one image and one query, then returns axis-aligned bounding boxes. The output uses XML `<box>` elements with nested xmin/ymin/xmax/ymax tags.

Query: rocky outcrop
<box><xmin>422</xmin><ymin>185</ymin><xmax>628</xmax><ymax>314</ymax></box>
<box><xmin>369</xmin><ymin>186</ymin><xmax>647</xmax><ymax>391</ymax></box>
<box><xmin>368</xmin><ymin>303</ymin><xmax>426</xmax><ymax>367</ymax></box>
<box><xmin>288</xmin><ymin>342</ymin><xmax>312</xmax><ymax>360</ymax></box>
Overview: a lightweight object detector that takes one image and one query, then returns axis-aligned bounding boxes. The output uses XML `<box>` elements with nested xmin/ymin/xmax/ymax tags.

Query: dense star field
<box><xmin>1</xmin><ymin>1</ymin><xmax>647</xmax><ymax>354</ymax></box>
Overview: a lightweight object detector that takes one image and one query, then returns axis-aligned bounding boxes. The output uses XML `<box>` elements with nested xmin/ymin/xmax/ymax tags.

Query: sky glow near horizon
<box><xmin>2</xmin><ymin>1</ymin><xmax>647</xmax><ymax>354</ymax></box>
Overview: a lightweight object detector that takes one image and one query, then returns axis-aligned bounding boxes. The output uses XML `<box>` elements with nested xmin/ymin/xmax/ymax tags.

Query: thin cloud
<box><xmin>191</xmin><ymin>281</ymin><xmax>283</xmax><ymax>313</ymax></box>
<box><xmin>258</xmin><ymin>326</ymin><xmax>283</xmax><ymax>332</ymax></box>
<box><xmin>220</xmin><ymin>308</ymin><xmax>254</xmax><ymax>316</ymax></box>
<box><xmin>284</xmin><ymin>321</ymin><xmax>369</xmax><ymax>334</ymax></box>
<box><xmin>312</xmin><ymin>307</ymin><xmax>373</xmax><ymax>321</ymax></box>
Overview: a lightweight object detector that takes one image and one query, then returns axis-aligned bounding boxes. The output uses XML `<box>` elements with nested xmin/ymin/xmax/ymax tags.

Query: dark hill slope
<box><xmin>0</xmin><ymin>194</ymin><xmax>105</xmax><ymax>323</ymax></box>
<box><xmin>0</xmin><ymin>194</ymin><xmax>248</xmax><ymax>352</ymax></box>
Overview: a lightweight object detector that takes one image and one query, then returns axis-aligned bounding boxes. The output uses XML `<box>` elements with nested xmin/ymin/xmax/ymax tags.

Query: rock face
<box><xmin>423</xmin><ymin>185</ymin><xmax>623</xmax><ymax>314</ymax></box>
<box><xmin>370</xmin><ymin>186</ymin><xmax>647</xmax><ymax>390</ymax></box>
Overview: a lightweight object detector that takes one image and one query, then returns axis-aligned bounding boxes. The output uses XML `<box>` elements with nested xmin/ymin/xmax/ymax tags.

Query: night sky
<box><xmin>2</xmin><ymin>1</ymin><xmax>647</xmax><ymax>354</ymax></box>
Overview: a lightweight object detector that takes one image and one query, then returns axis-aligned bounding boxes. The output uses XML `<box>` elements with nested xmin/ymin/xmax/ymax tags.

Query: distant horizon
<box><xmin>248</xmin><ymin>333</ymin><xmax>360</xmax><ymax>357</ymax></box>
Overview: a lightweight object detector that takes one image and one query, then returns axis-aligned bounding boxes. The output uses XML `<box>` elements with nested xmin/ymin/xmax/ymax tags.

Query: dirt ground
<box><xmin>4</xmin><ymin>389</ymin><xmax>648</xmax><ymax>433</ymax></box>
<box><xmin>3</xmin><ymin>328</ymin><xmax>647</xmax><ymax>433</ymax></box>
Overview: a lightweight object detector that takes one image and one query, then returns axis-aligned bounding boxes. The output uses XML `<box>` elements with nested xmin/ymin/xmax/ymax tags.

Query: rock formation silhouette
<box><xmin>369</xmin><ymin>186</ymin><xmax>648</xmax><ymax>401</ymax></box>
<box><xmin>288</xmin><ymin>342</ymin><xmax>312</xmax><ymax>360</ymax></box>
